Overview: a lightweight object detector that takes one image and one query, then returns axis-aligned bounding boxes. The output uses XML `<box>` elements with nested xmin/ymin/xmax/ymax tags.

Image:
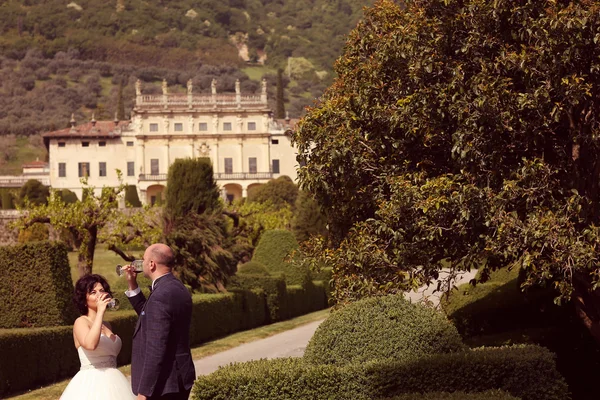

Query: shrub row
<box><xmin>0</xmin><ymin>241</ymin><xmax>77</xmax><ymax>328</ymax></box>
<box><xmin>385</xmin><ymin>391</ymin><xmax>520</xmax><ymax>400</ymax></box>
<box><xmin>192</xmin><ymin>345</ymin><xmax>568</xmax><ymax>400</ymax></box>
<box><xmin>0</xmin><ymin>284</ymin><xmax>327</xmax><ymax>397</ymax></box>
<box><xmin>227</xmin><ymin>275</ymin><xmax>328</xmax><ymax>322</ymax></box>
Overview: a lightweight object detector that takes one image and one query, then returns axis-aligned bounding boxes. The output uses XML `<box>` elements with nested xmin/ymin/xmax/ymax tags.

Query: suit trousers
<box><xmin>147</xmin><ymin>388</ymin><xmax>191</xmax><ymax>400</ymax></box>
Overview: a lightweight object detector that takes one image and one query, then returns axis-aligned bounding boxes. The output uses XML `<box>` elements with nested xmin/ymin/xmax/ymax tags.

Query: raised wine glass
<box><xmin>116</xmin><ymin>259</ymin><xmax>144</xmax><ymax>277</ymax></box>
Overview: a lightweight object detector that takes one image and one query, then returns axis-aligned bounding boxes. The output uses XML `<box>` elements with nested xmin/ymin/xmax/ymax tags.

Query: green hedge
<box><xmin>252</xmin><ymin>229</ymin><xmax>311</xmax><ymax>287</ymax></box>
<box><xmin>441</xmin><ymin>267</ymin><xmax>559</xmax><ymax>337</ymax></box>
<box><xmin>286</xmin><ymin>283</ymin><xmax>327</xmax><ymax>319</ymax></box>
<box><xmin>227</xmin><ymin>274</ymin><xmax>287</xmax><ymax>322</ymax></box>
<box><xmin>441</xmin><ymin>267</ymin><xmax>599</xmax><ymax>399</ymax></box>
<box><xmin>384</xmin><ymin>391</ymin><xmax>520</xmax><ymax>400</ymax></box>
<box><xmin>304</xmin><ymin>294</ymin><xmax>466</xmax><ymax>366</ymax></box>
<box><xmin>0</xmin><ymin>241</ymin><xmax>77</xmax><ymax>328</ymax></box>
<box><xmin>192</xmin><ymin>345</ymin><xmax>567</xmax><ymax>400</ymax></box>
<box><xmin>0</xmin><ymin>282</ymin><xmax>328</xmax><ymax>398</ymax></box>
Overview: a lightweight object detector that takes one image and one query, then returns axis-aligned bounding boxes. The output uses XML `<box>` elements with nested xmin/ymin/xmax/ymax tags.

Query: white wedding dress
<box><xmin>60</xmin><ymin>334</ymin><xmax>135</xmax><ymax>399</ymax></box>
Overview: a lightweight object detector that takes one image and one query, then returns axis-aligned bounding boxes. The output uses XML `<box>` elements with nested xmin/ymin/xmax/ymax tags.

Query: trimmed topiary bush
<box><xmin>237</xmin><ymin>260</ymin><xmax>270</xmax><ymax>276</ymax></box>
<box><xmin>252</xmin><ymin>229</ymin><xmax>311</xmax><ymax>287</ymax></box>
<box><xmin>304</xmin><ymin>294</ymin><xmax>466</xmax><ymax>366</ymax></box>
<box><xmin>0</xmin><ymin>241</ymin><xmax>77</xmax><ymax>328</ymax></box>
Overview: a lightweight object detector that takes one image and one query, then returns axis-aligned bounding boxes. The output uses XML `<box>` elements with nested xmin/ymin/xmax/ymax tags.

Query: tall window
<box><xmin>150</xmin><ymin>123</ymin><xmax>159</xmax><ymax>132</ymax></box>
<box><xmin>248</xmin><ymin>122</ymin><xmax>256</xmax><ymax>131</ymax></box>
<box><xmin>224</xmin><ymin>158</ymin><xmax>233</xmax><ymax>174</ymax></box>
<box><xmin>58</xmin><ymin>142</ymin><xmax>66</xmax><ymax>147</ymax></box>
<box><xmin>271</xmin><ymin>139</ymin><xmax>279</xmax><ymax>145</ymax></box>
<box><xmin>150</xmin><ymin>159</ymin><xmax>159</xmax><ymax>175</ymax></box>
<box><xmin>78</xmin><ymin>162</ymin><xmax>90</xmax><ymax>177</ymax></box>
<box><xmin>99</xmin><ymin>162</ymin><xmax>107</xmax><ymax>177</ymax></box>
<box><xmin>99</xmin><ymin>141</ymin><xmax>106</xmax><ymax>147</ymax></box>
<box><xmin>174</xmin><ymin>123</ymin><xmax>183</xmax><ymax>132</ymax></box>
<box><xmin>249</xmin><ymin>157</ymin><xmax>257</xmax><ymax>174</ymax></box>
<box><xmin>127</xmin><ymin>161</ymin><xmax>135</xmax><ymax>177</ymax></box>
<box><xmin>223</xmin><ymin>122</ymin><xmax>232</xmax><ymax>131</ymax></box>
<box><xmin>82</xmin><ymin>142</ymin><xmax>89</xmax><ymax>147</ymax></box>
<box><xmin>127</xmin><ymin>141</ymin><xmax>134</xmax><ymax>147</ymax></box>
<box><xmin>199</xmin><ymin>122</ymin><xmax>208</xmax><ymax>131</ymax></box>
<box><xmin>58</xmin><ymin>163</ymin><xmax>66</xmax><ymax>178</ymax></box>
<box><xmin>272</xmin><ymin>159</ymin><xmax>280</xmax><ymax>174</ymax></box>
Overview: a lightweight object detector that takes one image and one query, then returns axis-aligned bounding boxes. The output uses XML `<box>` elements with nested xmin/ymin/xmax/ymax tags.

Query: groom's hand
<box><xmin>137</xmin><ymin>395</ymin><xmax>147</xmax><ymax>400</ymax></box>
<box><xmin>124</xmin><ymin>265</ymin><xmax>139</xmax><ymax>292</ymax></box>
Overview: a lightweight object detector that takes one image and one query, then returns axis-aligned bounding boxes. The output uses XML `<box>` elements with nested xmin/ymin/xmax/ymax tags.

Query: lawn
<box><xmin>1</xmin><ymin>136</ymin><xmax>47</xmax><ymax>175</ymax></box>
<box><xmin>67</xmin><ymin>245</ymin><xmax>144</xmax><ymax>287</ymax></box>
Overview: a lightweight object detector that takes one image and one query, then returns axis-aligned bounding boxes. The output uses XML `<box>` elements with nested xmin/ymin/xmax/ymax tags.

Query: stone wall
<box><xmin>0</xmin><ymin>210</ymin><xmax>20</xmax><ymax>245</ymax></box>
<box><xmin>0</xmin><ymin>211</ymin><xmax>61</xmax><ymax>246</ymax></box>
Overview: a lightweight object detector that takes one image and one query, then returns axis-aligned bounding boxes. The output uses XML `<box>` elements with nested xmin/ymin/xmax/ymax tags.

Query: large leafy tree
<box><xmin>294</xmin><ymin>0</ymin><xmax>600</xmax><ymax>338</ymax></box>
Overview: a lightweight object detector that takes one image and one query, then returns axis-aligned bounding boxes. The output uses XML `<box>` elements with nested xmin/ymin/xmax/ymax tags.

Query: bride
<box><xmin>61</xmin><ymin>274</ymin><xmax>135</xmax><ymax>400</ymax></box>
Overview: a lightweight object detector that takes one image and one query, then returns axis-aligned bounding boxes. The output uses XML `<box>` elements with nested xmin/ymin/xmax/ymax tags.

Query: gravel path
<box><xmin>193</xmin><ymin>319</ymin><xmax>324</xmax><ymax>376</ymax></box>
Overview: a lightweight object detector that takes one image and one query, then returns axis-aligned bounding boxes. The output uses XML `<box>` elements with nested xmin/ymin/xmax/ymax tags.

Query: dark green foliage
<box><xmin>0</xmin><ymin>325</ymin><xmax>77</xmax><ymax>397</ymax></box>
<box><xmin>253</xmin><ymin>229</ymin><xmax>311</xmax><ymax>287</ymax></box>
<box><xmin>294</xmin><ymin>0</ymin><xmax>600</xmax><ymax>308</ymax></box>
<box><xmin>292</xmin><ymin>190</ymin><xmax>327</xmax><ymax>243</ymax></box>
<box><xmin>442</xmin><ymin>268</ymin><xmax>600</xmax><ymax>400</ymax></box>
<box><xmin>247</xmin><ymin>176</ymin><xmax>298</xmax><ymax>209</ymax></box>
<box><xmin>304</xmin><ymin>294</ymin><xmax>466</xmax><ymax>367</ymax></box>
<box><xmin>116</xmin><ymin>79</ymin><xmax>125</xmax><ymax>121</ymax></box>
<box><xmin>385</xmin><ymin>391</ymin><xmax>520</xmax><ymax>400</ymax></box>
<box><xmin>166</xmin><ymin>212</ymin><xmax>236</xmax><ymax>291</ymax></box>
<box><xmin>124</xmin><ymin>185</ymin><xmax>141</xmax><ymax>207</ymax></box>
<box><xmin>58</xmin><ymin>189</ymin><xmax>78</xmax><ymax>204</ymax></box>
<box><xmin>0</xmin><ymin>189</ymin><xmax>15</xmax><ymax>209</ymax></box>
<box><xmin>0</xmin><ymin>241</ymin><xmax>76</xmax><ymax>328</ymax></box>
<box><xmin>18</xmin><ymin>179</ymin><xmax>49</xmax><ymax>206</ymax></box>
<box><xmin>276</xmin><ymin>68</ymin><xmax>285</xmax><ymax>119</ymax></box>
<box><xmin>237</xmin><ymin>260</ymin><xmax>270</xmax><ymax>276</ymax></box>
<box><xmin>165</xmin><ymin>158</ymin><xmax>220</xmax><ymax>219</ymax></box>
<box><xmin>191</xmin><ymin>346</ymin><xmax>567</xmax><ymax>400</ymax></box>
<box><xmin>227</xmin><ymin>274</ymin><xmax>287</xmax><ymax>322</ymax></box>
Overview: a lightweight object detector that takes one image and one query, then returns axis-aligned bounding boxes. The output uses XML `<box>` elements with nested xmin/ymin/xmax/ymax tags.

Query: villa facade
<box><xmin>42</xmin><ymin>78</ymin><xmax>298</xmax><ymax>205</ymax></box>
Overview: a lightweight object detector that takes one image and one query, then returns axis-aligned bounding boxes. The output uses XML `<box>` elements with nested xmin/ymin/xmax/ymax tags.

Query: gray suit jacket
<box><xmin>128</xmin><ymin>273</ymin><xmax>196</xmax><ymax>397</ymax></box>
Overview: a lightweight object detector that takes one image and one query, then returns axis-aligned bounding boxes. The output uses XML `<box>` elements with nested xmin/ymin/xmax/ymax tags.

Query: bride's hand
<box><xmin>96</xmin><ymin>292</ymin><xmax>111</xmax><ymax>314</ymax></box>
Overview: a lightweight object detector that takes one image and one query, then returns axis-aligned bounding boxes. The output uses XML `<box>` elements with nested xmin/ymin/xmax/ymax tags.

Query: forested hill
<box><xmin>0</xmin><ymin>0</ymin><xmax>373</xmax><ymax>144</ymax></box>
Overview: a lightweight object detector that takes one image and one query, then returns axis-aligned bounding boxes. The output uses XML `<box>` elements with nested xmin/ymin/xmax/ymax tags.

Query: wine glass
<box><xmin>116</xmin><ymin>259</ymin><xmax>144</xmax><ymax>276</ymax></box>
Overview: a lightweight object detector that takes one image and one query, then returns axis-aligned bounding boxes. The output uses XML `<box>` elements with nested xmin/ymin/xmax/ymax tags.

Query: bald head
<box><xmin>146</xmin><ymin>243</ymin><xmax>175</xmax><ymax>270</ymax></box>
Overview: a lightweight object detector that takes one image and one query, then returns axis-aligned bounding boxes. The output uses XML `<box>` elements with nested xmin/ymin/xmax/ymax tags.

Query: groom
<box><xmin>125</xmin><ymin>243</ymin><xmax>196</xmax><ymax>400</ymax></box>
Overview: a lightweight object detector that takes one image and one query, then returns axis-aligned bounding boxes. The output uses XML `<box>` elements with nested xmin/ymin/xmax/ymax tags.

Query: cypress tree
<box><xmin>116</xmin><ymin>79</ymin><xmax>126</xmax><ymax>121</ymax></box>
<box><xmin>276</xmin><ymin>68</ymin><xmax>285</xmax><ymax>119</ymax></box>
<box><xmin>165</xmin><ymin>157</ymin><xmax>220</xmax><ymax>219</ymax></box>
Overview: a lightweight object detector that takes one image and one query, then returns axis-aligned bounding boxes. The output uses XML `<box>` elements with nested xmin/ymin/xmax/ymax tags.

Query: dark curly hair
<box><xmin>73</xmin><ymin>274</ymin><xmax>113</xmax><ymax>315</ymax></box>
